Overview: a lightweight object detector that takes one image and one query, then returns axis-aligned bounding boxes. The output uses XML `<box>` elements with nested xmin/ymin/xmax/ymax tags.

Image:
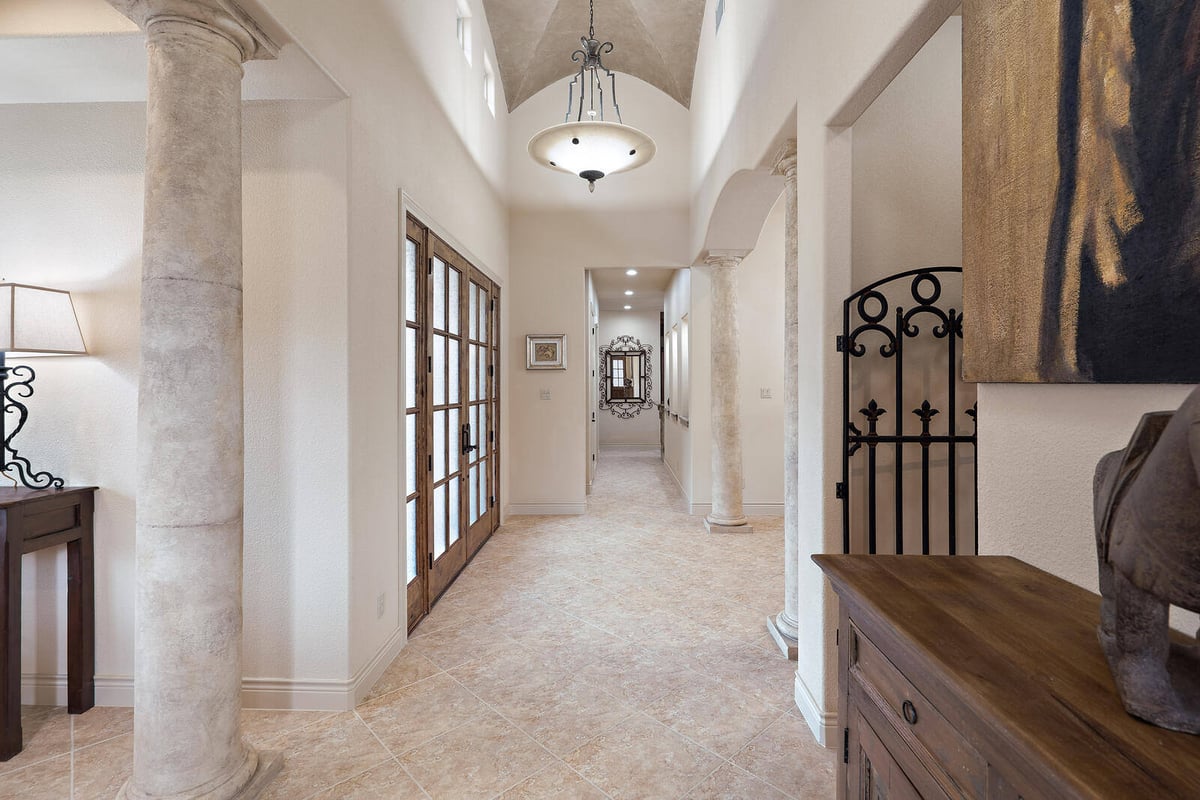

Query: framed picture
<box><xmin>526</xmin><ymin>334</ymin><xmax>566</xmax><ymax>370</ymax></box>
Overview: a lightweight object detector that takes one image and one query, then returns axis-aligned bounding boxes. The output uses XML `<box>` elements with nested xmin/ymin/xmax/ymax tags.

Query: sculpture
<box><xmin>1094</xmin><ymin>387</ymin><xmax>1200</xmax><ymax>733</ymax></box>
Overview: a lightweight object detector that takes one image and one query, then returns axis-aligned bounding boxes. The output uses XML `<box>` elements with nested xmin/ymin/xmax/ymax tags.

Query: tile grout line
<box><xmin>70</xmin><ymin>711</ymin><xmax>75</xmax><ymax>799</ymax></box>
<box><xmin>350</xmin><ymin>707</ymin><xmax>435</xmax><ymax>800</ymax></box>
<box><xmin>441</xmin><ymin>668</ymin><xmax>617</xmax><ymax>800</ymax></box>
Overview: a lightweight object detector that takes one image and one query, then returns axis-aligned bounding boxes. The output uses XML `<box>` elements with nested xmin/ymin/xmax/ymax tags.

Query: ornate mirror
<box><xmin>599</xmin><ymin>335</ymin><xmax>654</xmax><ymax>418</ymax></box>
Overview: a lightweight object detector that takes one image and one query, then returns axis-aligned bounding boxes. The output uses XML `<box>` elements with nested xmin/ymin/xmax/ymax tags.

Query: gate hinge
<box><xmin>429</xmin><ymin>553</ymin><xmax>433</xmax><ymax>569</ymax></box>
<box><xmin>843</xmin><ymin>728</ymin><xmax>850</xmax><ymax>764</ymax></box>
<box><xmin>428</xmin><ymin>454</ymin><xmax>433</xmax><ymax>471</ymax></box>
<box><xmin>427</xmin><ymin>257</ymin><xmax>433</xmax><ymax>275</ymax></box>
<box><xmin>836</xmin><ymin>335</ymin><xmax>846</xmax><ymax>353</ymax></box>
<box><xmin>427</xmin><ymin>356</ymin><xmax>432</xmax><ymax>373</ymax></box>
<box><xmin>835</xmin><ymin>482</ymin><xmax>847</xmax><ymax>500</ymax></box>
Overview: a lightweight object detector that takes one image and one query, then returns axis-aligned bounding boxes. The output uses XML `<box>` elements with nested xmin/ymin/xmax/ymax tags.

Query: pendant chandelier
<box><xmin>527</xmin><ymin>0</ymin><xmax>656</xmax><ymax>192</ymax></box>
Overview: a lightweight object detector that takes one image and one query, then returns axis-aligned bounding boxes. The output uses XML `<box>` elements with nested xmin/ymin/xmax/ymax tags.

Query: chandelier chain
<box><xmin>589</xmin><ymin>0</ymin><xmax>595</xmax><ymax>40</ymax></box>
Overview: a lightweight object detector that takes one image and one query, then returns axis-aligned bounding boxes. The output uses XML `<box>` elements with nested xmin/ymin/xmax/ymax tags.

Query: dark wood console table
<box><xmin>0</xmin><ymin>487</ymin><xmax>96</xmax><ymax>761</ymax></box>
<box><xmin>814</xmin><ymin>555</ymin><xmax>1200</xmax><ymax>799</ymax></box>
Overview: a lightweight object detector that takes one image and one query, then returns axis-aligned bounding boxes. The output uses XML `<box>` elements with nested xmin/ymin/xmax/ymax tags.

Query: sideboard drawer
<box><xmin>850</xmin><ymin>622</ymin><xmax>987</xmax><ymax>798</ymax></box>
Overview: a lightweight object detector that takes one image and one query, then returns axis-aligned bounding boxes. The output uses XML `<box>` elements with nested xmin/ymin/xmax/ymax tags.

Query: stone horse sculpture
<box><xmin>1095</xmin><ymin>387</ymin><xmax>1200</xmax><ymax>734</ymax></box>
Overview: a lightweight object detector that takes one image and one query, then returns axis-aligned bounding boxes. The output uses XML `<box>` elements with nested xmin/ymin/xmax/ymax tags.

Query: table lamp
<box><xmin>0</xmin><ymin>284</ymin><xmax>87</xmax><ymax>489</ymax></box>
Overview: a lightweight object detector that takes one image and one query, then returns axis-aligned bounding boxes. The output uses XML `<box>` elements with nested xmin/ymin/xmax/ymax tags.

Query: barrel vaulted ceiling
<box><xmin>481</xmin><ymin>0</ymin><xmax>707</xmax><ymax>112</ymax></box>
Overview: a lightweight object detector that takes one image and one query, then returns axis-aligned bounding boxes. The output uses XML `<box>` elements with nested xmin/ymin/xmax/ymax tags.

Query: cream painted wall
<box><xmin>598</xmin><ymin>309</ymin><xmax>660</xmax><ymax>447</ymax></box>
<box><xmin>736</xmin><ymin>196</ymin><xmax>785</xmax><ymax>510</ymax></box>
<box><xmin>663</xmin><ymin>269</ymin><xmax>692</xmax><ymax>499</ymax></box>
<box><xmin>507</xmin><ymin>209</ymin><xmax>689</xmax><ymax>514</ymax></box>
<box><xmin>852</xmin><ymin>17</ymin><xmax>961</xmax><ymax>286</ymax></box>
<box><xmin>689</xmin><ymin>0</ymin><xmax>964</xmax><ymax>743</ymax></box>
<box><xmin>1</xmin><ymin>99</ymin><xmax>351</xmax><ymax>703</ymax></box>
<box><xmin>258</xmin><ymin>0</ymin><xmax>512</xmax><ymax>680</ymax></box>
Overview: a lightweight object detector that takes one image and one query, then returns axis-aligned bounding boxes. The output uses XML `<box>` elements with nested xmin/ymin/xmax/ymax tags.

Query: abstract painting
<box><xmin>964</xmin><ymin>0</ymin><xmax>1200</xmax><ymax>382</ymax></box>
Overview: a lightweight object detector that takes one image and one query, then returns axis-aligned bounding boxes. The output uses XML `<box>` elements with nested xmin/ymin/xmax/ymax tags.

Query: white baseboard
<box><xmin>350</xmin><ymin>625</ymin><xmax>408</xmax><ymax>707</ymax></box>
<box><xmin>21</xmin><ymin>627</ymin><xmax>410</xmax><ymax>712</ymax></box>
<box><xmin>505</xmin><ymin>503</ymin><xmax>587</xmax><ymax>515</ymax></box>
<box><xmin>22</xmin><ymin>674</ymin><xmax>134</xmax><ymax>708</ymax></box>
<box><xmin>794</xmin><ymin>673</ymin><xmax>838</xmax><ymax>748</ymax></box>
<box><xmin>598</xmin><ymin>443</ymin><xmax>659</xmax><ymax>450</ymax></box>
<box><xmin>688</xmin><ymin>502</ymin><xmax>785</xmax><ymax>517</ymax></box>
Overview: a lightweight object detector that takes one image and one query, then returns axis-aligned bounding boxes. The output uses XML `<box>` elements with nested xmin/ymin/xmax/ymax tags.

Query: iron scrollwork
<box><xmin>599</xmin><ymin>334</ymin><xmax>654</xmax><ymax>420</ymax></box>
<box><xmin>1</xmin><ymin>363</ymin><xmax>65</xmax><ymax>489</ymax></box>
<box><xmin>840</xmin><ymin>268</ymin><xmax>976</xmax><ymax>556</ymax></box>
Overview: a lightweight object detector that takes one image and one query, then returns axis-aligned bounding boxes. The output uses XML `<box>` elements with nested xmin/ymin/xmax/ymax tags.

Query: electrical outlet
<box><xmin>376</xmin><ymin>593</ymin><xmax>386</xmax><ymax>619</ymax></box>
<box><xmin>760</xmin><ymin>387</ymin><xmax>773</xmax><ymax>399</ymax></box>
<box><xmin>540</xmin><ymin>389</ymin><xmax>552</xmax><ymax>400</ymax></box>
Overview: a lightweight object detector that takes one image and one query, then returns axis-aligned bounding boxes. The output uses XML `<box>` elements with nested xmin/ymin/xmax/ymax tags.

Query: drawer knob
<box><xmin>902</xmin><ymin>700</ymin><xmax>919</xmax><ymax>725</ymax></box>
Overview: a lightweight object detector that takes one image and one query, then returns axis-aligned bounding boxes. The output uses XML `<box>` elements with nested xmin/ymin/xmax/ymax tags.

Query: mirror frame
<box><xmin>599</xmin><ymin>334</ymin><xmax>655</xmax><ymax>419</ymax></box>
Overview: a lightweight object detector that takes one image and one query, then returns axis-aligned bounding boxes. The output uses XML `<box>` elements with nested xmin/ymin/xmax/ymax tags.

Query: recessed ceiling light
<box><xmin>623</xmin><ymin>305</ymin><xmax>632</xmax><ymax>310</ymax></box>
<box><xmin>624</xmin><ymin>290</ymin><xmax>634</xmax><ymax>296</ymax></box>
<box><xmin>626</xmin><ymin>269</ymin><xmax>638</xmax><ymax>276</ymax></box>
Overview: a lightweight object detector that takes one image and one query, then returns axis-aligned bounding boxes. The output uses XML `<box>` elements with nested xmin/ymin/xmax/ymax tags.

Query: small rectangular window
<box><xmin>456</xmin><ymin>0</ymin><xmax>472</xmax><ymax>64</ymax></box>
<box><xmin>483</xmin><ymin>52</ymin><xmax>496</xmax><ymax>116</ymax></box>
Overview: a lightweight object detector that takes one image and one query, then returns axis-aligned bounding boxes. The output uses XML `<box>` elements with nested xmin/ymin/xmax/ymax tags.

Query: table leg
<box><xmin>67</xmin><ymin>498</ymin><xmax>95</xmax><ymax>715</ymax></box>
<box><xmin>0</xmin><ymin>509</ymin><xmax>20</xmax><ymax>760</ymax></box>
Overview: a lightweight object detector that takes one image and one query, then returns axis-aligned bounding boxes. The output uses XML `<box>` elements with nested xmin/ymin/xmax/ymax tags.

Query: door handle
<box><xmin>462</xmin><ymin>423</ymin><xmax>478</xmax><ymax>454</ymax></box>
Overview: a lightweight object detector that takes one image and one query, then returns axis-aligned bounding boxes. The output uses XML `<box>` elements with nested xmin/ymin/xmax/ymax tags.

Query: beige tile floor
<box><xmin>1</xmin><ymin>447</ymin><xmax>835</xmax><ymax>799</ymax></box>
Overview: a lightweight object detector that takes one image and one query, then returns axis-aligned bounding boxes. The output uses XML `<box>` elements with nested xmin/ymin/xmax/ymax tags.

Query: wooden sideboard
<box><xmin>813</xmin><ymin>555</ymin><xmax>1200</xmax><ymax>799</ymax></box>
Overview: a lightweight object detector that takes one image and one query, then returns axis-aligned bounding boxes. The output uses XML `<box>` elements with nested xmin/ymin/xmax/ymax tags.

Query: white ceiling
<box><xmin>481</xmin><ymin>0</ymin><xmax>706</xmax><ymax>111</ymax></box>
<box><xmin>591</xmin><ymin>266</ymin><xmax>675</xmax><ymax>312</ymax></box>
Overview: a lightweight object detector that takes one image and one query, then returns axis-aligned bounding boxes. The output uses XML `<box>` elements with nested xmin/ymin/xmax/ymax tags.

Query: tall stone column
<box><xmin>705</xmin><ymin>253</ymin><xmax>753</xmax><ymax>533</ymax></box>
<box><xmin>109</xmin><ymin>2</ymin><xmax>280</xmax><ymax>798</ymax></box>
<box><xmin>767</xmin><ymin>142</ymin><xmax>799</xmax><ymax>659</ymax></box>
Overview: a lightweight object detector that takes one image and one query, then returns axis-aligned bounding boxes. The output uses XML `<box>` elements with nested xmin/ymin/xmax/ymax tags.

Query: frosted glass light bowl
<box><xmin>528</xmin><ymin>120</ymin><xmax>656</xmax><ymax>191</ymax></box>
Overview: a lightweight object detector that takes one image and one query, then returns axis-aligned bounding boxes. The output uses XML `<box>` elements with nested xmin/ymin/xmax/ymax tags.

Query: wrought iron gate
<box><xmin>838</xmin><ymin>268</ymin><xmax>977</xmax><ymax>555</ymax></box>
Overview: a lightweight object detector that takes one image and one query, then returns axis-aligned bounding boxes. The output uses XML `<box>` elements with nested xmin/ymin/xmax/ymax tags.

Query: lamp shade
<box><xmin>0</xmin><ymin>284</ymin><xmax>87</xmax><ymax>355</ymax></box>
<box><xmin>528</xmin><ymin>121</ymin><xmax>656</xmax><ymax>186</ymax></box>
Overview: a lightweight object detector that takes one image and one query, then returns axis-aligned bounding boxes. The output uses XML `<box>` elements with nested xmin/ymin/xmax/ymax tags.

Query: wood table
<box><xmin>0</xmin><ymin>487</ymin><xmax>96</xmax><ymax>760</ymax></box>
<box><xmin>814</xmin><ymin>555</ymin><xmax>1200</xmax><ymax>799</ymax></box>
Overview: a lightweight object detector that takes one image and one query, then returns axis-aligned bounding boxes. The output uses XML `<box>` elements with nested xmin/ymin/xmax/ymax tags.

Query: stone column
<box><xmin>768</xmin><ymin>141</ymin><xmax>799</xmax><ymax>660</ymax></box>
<box><xmin>705</xmin><ymin>253</ymin><xmax>753</xmax><ymax>533</ymax></box>
<box><xmin>109</xmin><ymin>2</ymin><xmax>280</xmax><ymax>798</ymax></box>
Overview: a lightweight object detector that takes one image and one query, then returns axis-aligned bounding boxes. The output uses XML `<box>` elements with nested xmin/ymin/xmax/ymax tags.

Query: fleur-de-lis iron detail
<box><xmin>913</xmin><ymin>401</ymin><xmax>939</xmax><ymax>437</ymax></box>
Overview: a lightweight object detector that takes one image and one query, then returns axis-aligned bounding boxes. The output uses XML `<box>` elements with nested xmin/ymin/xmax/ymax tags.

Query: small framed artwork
<box><xmin>527</xmin><ymin>334</ymin><xmax>566</xmax><ymax>370</ymax></box>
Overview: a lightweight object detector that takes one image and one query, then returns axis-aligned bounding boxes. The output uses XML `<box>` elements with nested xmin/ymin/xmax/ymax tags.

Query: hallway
<box><xmin>0</xmin><ymin>449</ymin><xmax>834</xmax><ymax>799</ymax></box>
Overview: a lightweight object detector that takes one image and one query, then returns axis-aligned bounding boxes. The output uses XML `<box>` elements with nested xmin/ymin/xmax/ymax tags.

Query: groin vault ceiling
<box><xmin>482</xmin><ymin>0</ymin><xmax>706</xmax><ymax>111</ymax></box>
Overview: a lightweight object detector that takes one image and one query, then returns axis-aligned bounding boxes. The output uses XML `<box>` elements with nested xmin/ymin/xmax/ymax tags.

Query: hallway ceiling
<box><xmin>592</xmin><ymin>267</ymin><xmax>676</xmax><ymax>313</ymax></box>
<box><xmin>482</xmin><ymin>0</ymin><xmax>706</xmax><ymax>112</ymax></box>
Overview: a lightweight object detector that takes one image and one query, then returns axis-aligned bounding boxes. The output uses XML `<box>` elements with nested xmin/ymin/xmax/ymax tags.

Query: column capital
<box><xmin>703</xmin><ymin>250</ymin><xmax>747</xmax><ymax>270</ymax></box>
<box><xmin>108</xmin><ymin>0</ymin><xmax>278</xmax><ymax>61</ymax></box>
<box><xmin>770</xmin><ymin>139</ymin><xmax>798</xmax><ymax>181</ymax></box>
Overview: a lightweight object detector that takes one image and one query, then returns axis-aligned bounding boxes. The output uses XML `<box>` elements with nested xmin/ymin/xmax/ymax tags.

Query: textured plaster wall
<box><xmin>598</xmin><ymin>309</ymin><xmax>661</xmax><ymax>447</ymax></box>
<box><xmin>0</xmin><ymin>98</ymin><xmax>351</xmax><ymax>699</ymax></box>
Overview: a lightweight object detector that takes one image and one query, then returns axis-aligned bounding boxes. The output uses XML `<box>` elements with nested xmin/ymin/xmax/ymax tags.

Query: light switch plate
<box><xmin>540</xmin><ymin>389</ymin><xmax>552</xmax><ymax>400</ymax></box>
<box><xmin>760</xmin><ymin>388</ymin><xmax>772</xmax><ymax>399</ymax></box>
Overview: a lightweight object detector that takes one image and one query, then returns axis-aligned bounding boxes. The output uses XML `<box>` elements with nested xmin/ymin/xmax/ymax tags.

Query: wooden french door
<box><xmin>404</xmin><ymin>215</ymin><xmax>500</xmax><ymax>632</ymax></box>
